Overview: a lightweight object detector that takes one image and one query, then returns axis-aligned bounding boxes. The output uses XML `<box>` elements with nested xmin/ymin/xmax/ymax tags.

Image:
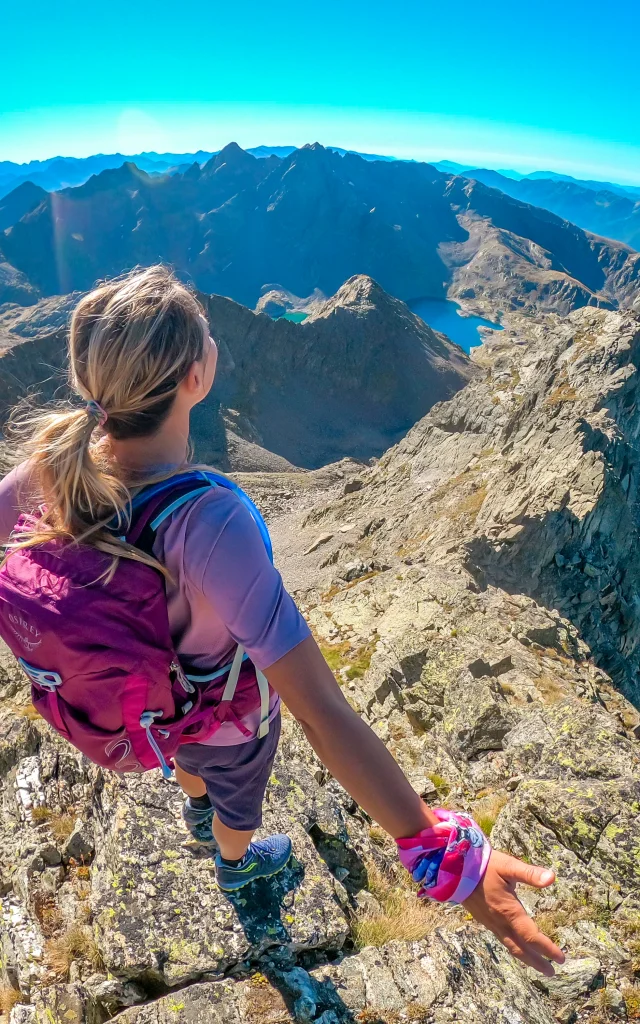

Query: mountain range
<box><xmin>3</xmin><ymin>148</ymin><xmax>638</xmax><ymax>202</ymax></box>
<box><xmin>0</xmin><ymin>146</ymin><xmax>396</xmax><ymax>199</ymax></box>
<box><xmin>1</xmin><ymin>143</ymin><xmax>639</xmax><ymax>319</ymax></box>
<box><xmin>467</xmin><ymin>167</ymin><xmax>640</xmax><ymax>251</ymax></box>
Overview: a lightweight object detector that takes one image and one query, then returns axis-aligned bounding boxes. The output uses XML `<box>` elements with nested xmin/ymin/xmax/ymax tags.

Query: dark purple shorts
<box><xmin>174</xmin><ymin>714</ymin><xmax>281</xmax><ymax>831</ymax></box>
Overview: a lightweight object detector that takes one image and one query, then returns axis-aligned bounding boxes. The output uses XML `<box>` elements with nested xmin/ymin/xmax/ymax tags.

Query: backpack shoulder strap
<box><xmin>126</xmin><ymin>470</ymin><xmax>273</xmax><ymax>562</ymax></box>
<box><xmin>196</xmin><ymin>471</ymin><xmax>273</xmax><ymax>563</ymax></box>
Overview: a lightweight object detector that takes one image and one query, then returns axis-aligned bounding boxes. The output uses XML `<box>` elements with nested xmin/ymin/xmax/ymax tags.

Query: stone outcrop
<box><xmin>291</xmin><ymin>305</ymin><xmax>640</xmax><ymax>702</ymax></box>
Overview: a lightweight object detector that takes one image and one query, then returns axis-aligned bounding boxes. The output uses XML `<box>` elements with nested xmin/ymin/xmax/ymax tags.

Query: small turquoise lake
<box><xmin>276</xmin><ymin>311</ymin><xmax>309</xmax><ymax>323</ymax></box>
<box><xmin>273</xmin><ymin>298</ymin><xmax>502</xmax><ymax>354</ymax></box>
<box><xmin>409</xmin><ymin>298</ymin><xmax>503</xmax><ymax>353</ymax></box>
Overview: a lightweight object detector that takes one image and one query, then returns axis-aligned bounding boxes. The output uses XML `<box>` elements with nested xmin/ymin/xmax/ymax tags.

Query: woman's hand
<box><xmin>463</xmin><ymin>849</ymin><xmax>565</xmax><ymax>975</ymax></box>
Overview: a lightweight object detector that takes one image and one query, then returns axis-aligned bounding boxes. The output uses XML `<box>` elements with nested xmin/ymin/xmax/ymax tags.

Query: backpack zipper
<box><xmin>171</xmin><ymin>660</ymin><xmax>195</xmax><ymax>694</ymax></box>
<box><xmin>139</xmin><ymin>710</ymin><xmax>173</xmax><ymax>779</ymax></box>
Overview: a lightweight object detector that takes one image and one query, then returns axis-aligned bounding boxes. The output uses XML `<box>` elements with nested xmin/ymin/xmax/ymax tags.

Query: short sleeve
<box><xmin>182</xmin><ymin>489</ymin><xmax>310</xmax><ymax>671</ymax></box>
<box><xmin>0</xmin><ymin>463</ymin><xmax>38</xmax><ymax>546</ymax></box>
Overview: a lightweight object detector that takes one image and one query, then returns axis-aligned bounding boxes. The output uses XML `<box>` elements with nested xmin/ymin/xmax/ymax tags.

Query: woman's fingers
<box><xmin>463</xmin><ymin>849</ymin><xmax>565</xmax><ymax>974</ymax></box>
<box><xmin>507</xmin><ymin>940</ymin><xmax>558</xmax><ymax>977</ymax></box>
<box><xmin>499</xmin><ymin>853</ymin><xmax>555</xmax><ymax>889</ymax></box>
<box><xmin>510</xmin><ymin>907</ymin><xmax>566</xmax><ymax>965</ymax></box>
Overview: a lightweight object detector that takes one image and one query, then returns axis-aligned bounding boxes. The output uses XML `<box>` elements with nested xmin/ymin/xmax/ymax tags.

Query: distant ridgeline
<box><xmin>0</xmin><ymin>143</ymin><xmax>638</xmax><ymax>319</ymax></box>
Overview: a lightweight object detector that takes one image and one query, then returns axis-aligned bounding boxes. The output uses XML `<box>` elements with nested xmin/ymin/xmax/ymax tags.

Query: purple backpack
<box><xmin>0</xmin><ymin>471</ymin><xmax>273</xmax><ymax>778</ymax></box>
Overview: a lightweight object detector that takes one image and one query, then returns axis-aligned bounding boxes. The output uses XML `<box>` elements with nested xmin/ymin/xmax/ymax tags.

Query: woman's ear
<box><xmin>179</xmin><ymin>339</ymin><xmax>217</xmax><ymax>404</ymax></box>
<box><xmin>182</xmin><ymin>360</ymin><xmax>204</xmax><ymax>395</ymax></box>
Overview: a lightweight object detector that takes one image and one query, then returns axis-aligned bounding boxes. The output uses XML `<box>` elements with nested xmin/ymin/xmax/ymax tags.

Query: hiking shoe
<box><xmin>215</xmin><ymin>834</ymin><xmax>292</xmax><ymax>891</ymax></box>
<box><xmin>182</xmin><ymin>797</ymin><xmax>217</xmax><ymax>846</ymax></box>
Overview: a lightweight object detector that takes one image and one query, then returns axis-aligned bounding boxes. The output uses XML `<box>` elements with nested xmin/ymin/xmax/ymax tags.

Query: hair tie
<box><xmin>85</xmin><ymin>399</ymin><xmax>108</xmax><ymax>427</ymax></box>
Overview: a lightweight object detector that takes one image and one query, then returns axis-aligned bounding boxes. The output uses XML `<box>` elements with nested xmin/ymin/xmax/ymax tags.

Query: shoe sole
<box><xmin>216</xmin><ymin>852</ymin><xmax>292</xmax><ymax>892</ymax></box>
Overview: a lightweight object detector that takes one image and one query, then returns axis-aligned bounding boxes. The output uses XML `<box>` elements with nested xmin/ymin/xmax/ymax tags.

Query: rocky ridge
<box><xmin>467</xmin><ymin>170</ymin><xmax>640</xmax><ymax>253</ymax></box>
<box><xmin>2</xmin><ymin>309</ymin><xmax>640</xmax><ymax>1022</ymax></box>
<box><xmin>0</xmin><ymin>275</ymin><xmax>474</xmax><ymax>471</ymax></box>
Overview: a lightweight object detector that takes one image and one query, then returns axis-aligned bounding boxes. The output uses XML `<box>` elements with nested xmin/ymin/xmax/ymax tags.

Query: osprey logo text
<box><xmin>7</xmin><ymin>610</ymin><xmax>42</xmax><ymax>651</ymax></box>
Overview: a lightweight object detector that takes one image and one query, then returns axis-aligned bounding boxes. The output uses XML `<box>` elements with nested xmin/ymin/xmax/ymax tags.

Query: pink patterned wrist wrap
<box><xmin>396</xmin><ymin>808</ymin><xmax>491</xmax><ymax>904</ymax></box>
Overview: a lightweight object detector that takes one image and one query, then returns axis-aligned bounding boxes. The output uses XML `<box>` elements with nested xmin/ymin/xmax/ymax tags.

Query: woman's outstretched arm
<box><xmin>267</xmin><ymin>634</ymin><xmax>438</xmax><ymax>836</ymax></box>
<box><xmin>266</xmin><ymin>634</ymin><xmax>565</xmax><ymax>977</ymax></box>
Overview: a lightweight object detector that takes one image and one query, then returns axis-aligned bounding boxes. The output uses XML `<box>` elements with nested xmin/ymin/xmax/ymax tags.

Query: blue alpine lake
<box><xmin>409</xmin><ymin>298</ymin><xmax>503</xmax><ymax>353</ymax></box>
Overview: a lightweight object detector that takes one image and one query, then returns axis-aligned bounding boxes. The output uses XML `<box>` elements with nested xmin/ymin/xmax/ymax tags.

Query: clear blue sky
<box><xmin>3</xmin><ymin>0</ymin><xmax>640</xmax><ymax>183</ymax></box>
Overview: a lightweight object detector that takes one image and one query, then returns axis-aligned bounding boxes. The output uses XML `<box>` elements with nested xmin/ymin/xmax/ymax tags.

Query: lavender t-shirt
<box><xmin>0</xmin><ymin>464</ymin><xmax>310</xmax><ymax>745</ymax></box>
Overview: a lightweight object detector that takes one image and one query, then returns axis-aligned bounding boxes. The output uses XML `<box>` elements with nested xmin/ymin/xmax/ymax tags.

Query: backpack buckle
<box><xmin>19</xmin><ymin>659</ymin><xmax>63</xmax><ymax>692</ymax></box>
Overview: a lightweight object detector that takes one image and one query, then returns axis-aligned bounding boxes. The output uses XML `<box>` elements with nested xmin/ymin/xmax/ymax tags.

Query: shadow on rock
<box><xmin>465</xmin><ymin>494</ymin><xmax>640</xmax><ymax>704</ymax></box>
<box><xmin>263</xmin><ymin>959</ymin><xmax>358</xmax><ymax>1024</ymax></box>
<box><xmin>222</xmin><ymin>855</ymin><xmax>305</xmax><ymax>946</ymax></box>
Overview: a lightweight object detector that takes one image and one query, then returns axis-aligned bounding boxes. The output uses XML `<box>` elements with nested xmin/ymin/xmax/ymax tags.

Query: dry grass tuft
<box><xmin>322</xmin><ymin>571</ymin><xmax>380</xmax><ymax>603</ymax></box>
<box><xmin>546</xmin><ymin>383</ymin><xmax>578</xmax><ymax>406</ymax></box>
<box><xmin>367</xmin><ymin>826</ymin><xmax>388</xmax><ymax>847</ymax></box>
<box><xmin>0</xmin><ymin>984</ymin><xmax>21</xmax><ymax>1017</ymax></box>
<box><xmin>30</xmin><ymin>807</ymin><xmax>76</xmax><ymax>844</ymax></box>
<box><xmin>318</xmin><ymin>640</ymin><xmax>351</xmax><ymax>673</ymax></box>
<box><xmin>427</xmin><ymin>773</ymin><xmax>450</xmax><ymax>797</ymax></box>
<box><xmin>621</xmin><ymin>709</ymin><xmax>639</xmax><ymax>730</ymax></box>
<box><xmin>317</xmin><ymin>636</ymin><xmax>378</xmax><ymax>684</ymax></box>
<box><xmin>345</xmin><ymin>639</ymin><xmax>378</xmax><ymax>681</ymax></box>
<box><xmin>534</xmin><ymin>673</ymin><xmax>565</xmax><ymax>704</ymax></box>
<box><xmin>536</xmin><ymin>893</ymin><xmax>612</xmax><ymax>944</ymax></box>
<box><xmin>472</xmin><ymin>792</ymin><xmax>509</xmax><ymax>837</ymax></box>
<box><xmin>44</xmin><ymin>924</ymin><xmax>104</xmax><ymax>981</ymax></box>
<box><xmin>452</xmin><ymin>485</ymin><xmax>488</xmax><ymax>521</ymax></box>
<box><xmin>14</xmin><ymin>702</ymin><xmax>41</xmax><ymax>721</ymax></box>
<box><xmin>613</xmin><ymin>910</ymin><xmax>640</xmax><ymax>971</ymax></box>
<box><xmin>591</xmin><ymin>987</ymin><xmax>630</xmax><ymax>1022</ymax></box>
<box><xmin>352</xmin><ymin>860</ymin><xmax>440</xmax><ymax>949</ymax></box>
<box><xmin>31</xmin><ymin>890</ymin><xmax>63</xmax><ymax>938</ymax></box>
<box><xmin>625</xmin><ymin>988</ymin><xmax>640</xmax><ymax>1020</ymax></box>
<box><xmin>405</xmin><ymin>1007</ymin><xmax>431</xmax><ymax>1023</ymax></box>
<box><xmin>30</xmin><ymin>806</ymin><xmax>51</xmax><ymax>825</ymax></box>
<box><xmin>357</xmin><ymin>1009</ymin><xmax>400</xmax><ymax>1024</ymax></box>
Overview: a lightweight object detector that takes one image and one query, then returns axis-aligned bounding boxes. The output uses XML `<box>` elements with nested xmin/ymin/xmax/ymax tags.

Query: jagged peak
<box><xmin>321</xmin><ymin>274</ymin><xmax>405</xmax><ymax>312</ymax></box>
<box><xmin>1</xmin><ymin>180</ymin><xmax>48</xmax><ymax>202</ymax></box>
<box><xmin>202</xmin><ymin>142</ymin><xmax>256</xmax><ymax>175</ymax></box>
<box><xmin>182</xmin><ymin>161</ymin><xmax>202</xmax><ymax>181</ymax></box>
<box><xmin>67</xmin><ymin>161</ymin><xmax>153</xmax><ymax>197</ymax></box>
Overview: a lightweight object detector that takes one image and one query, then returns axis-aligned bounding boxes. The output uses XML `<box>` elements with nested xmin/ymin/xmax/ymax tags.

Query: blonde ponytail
<box><xmin>20</xmin><ymin>405</ymin><xmax>130</xmax><ymax>538</ymax></box>
<box><xmin>4</xmin><ymin>265</ymin><xmax>207</xmax><ymax>566</ymax></box>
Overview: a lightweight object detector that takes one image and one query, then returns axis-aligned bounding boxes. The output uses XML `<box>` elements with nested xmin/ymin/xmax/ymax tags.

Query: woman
<box><xmin>0</xmin><ymin>266</ymin><xmax>564</xmax><ymax>976</ymax></box>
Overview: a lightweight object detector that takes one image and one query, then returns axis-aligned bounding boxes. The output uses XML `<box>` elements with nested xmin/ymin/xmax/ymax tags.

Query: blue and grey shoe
<box><xmin>182</xmin><ymin>797</ymin><xmax>217</xmax><ymax>846</ymax></box>
<box><xmin>215</xmin><ymin>834</ymin><xmax>292</xmax><ymax>891</ymax></box>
